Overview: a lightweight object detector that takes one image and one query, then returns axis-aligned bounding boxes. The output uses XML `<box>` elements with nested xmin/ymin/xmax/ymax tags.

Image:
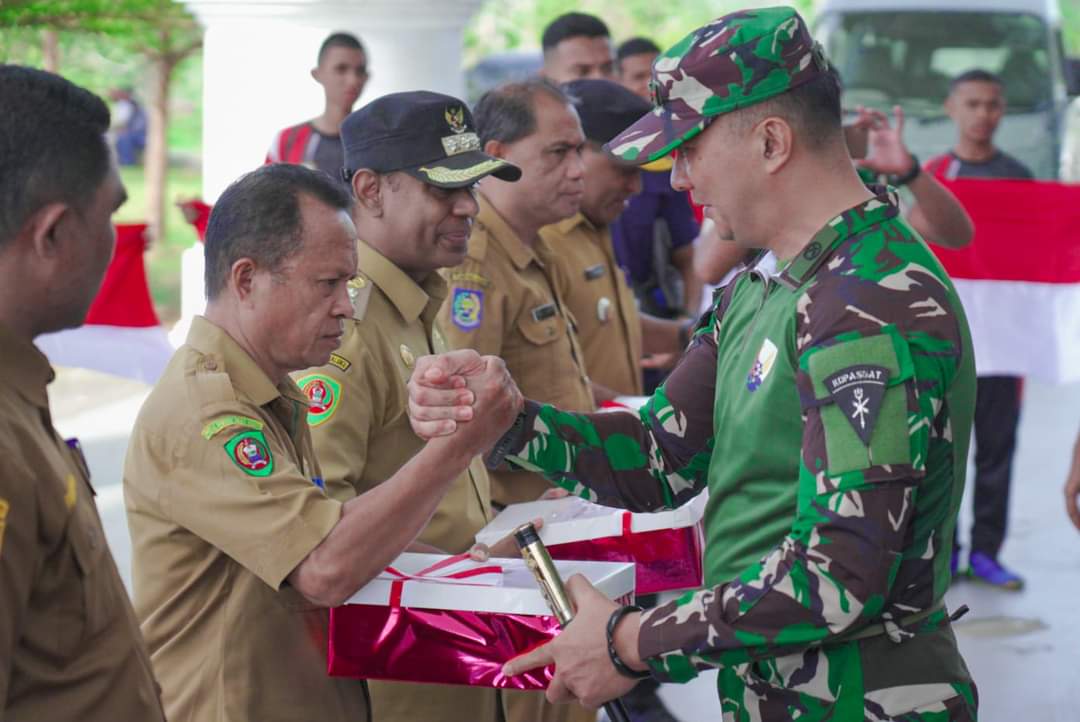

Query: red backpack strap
<box><xmin>280</xmin><ymin>123</ymin><xmax>314</xmax><ymax>164</ymax></box>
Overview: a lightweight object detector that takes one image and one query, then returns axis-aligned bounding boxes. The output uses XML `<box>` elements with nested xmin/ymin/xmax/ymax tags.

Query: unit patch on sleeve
<box><xmin>328</xmin><ymin>353</ymin><xmax>352</xmax><ymax>372</ymax></box>
<box><xmin>447</xmin><ymin>271</ymin><xmax>490</xmax><ymax>288</ymax></box>
<box><xmin>224</xmin><ymin>430</ymin><xmax>274</xmax><ymax>477</ymax></box>
<box><xmin>451</xmin><ymin>288</ymin><xmax>484</xmax><ymax>331</ymax></box>
<box><xmin>297</xmin><ymin>373</ymin><xmax>342</xmax><ymax>427</ymax></box>
<box><xmin>824</xmin><ymin>364</ymin><xmax>890</xmax><ymax>445</ymax></box>
<box><xmin>202</xmin><ymin>414</ymin><xmax>265</xmax><ymax>440</ymax></box>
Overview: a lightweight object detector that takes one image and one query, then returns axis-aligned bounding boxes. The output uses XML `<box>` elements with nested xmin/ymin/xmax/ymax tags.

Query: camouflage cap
<box><xmin>605</xmin><ymin>6</ymin><xmax>828</xmax><ymax>164</ymax></box>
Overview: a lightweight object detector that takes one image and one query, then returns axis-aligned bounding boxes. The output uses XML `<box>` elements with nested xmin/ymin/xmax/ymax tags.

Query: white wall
<box><xmin>186</xmin><ymin>0</ymin><xmax>484</xmax><ymax>201</ymax></box>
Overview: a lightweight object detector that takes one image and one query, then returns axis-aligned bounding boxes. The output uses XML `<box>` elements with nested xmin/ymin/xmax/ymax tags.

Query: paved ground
<box><xmin>53</xmin><ymin>369</ymin><xmax>1080</xmax><ymax>721</ymax></box>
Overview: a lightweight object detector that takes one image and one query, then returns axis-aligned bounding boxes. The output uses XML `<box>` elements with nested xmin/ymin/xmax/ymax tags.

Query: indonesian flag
<box><xmin>36</xmin><ymin>223</ymin><xmax>175</xmax><ymax>383</ymax></box>
<box><xmin>928</xmin><ymin>178</ymin><xmax>1080</xmax><ymax>384</ymax></box>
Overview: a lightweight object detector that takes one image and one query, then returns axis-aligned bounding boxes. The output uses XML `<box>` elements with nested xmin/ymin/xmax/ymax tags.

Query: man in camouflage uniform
<box><xmin>410</xmin><ymin>7</ymin><xmax>978</xmax><ymax>720</ymax></box>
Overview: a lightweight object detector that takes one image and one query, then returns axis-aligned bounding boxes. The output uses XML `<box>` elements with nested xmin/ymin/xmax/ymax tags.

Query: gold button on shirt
<box><xmin>0</xmin><ymin>323</ymin><xmax>165</xmax><ymax>722</ymax></box>
<box><xmin>124</xmin><ymin>316</ymin><xmax>369</xmax><ymax>722</ymax></box>
<box><xmin>295</xmin><ymin>240</ymin><xmax>498</xmax><ymax>722</ymax></box>
<box><xmin>541</xmin><ymin>213</ymin><xmax>644</xmax><ymax>397</ymax></box>
<box><xmin>439</xmin><ymin>195</ymin><xmax>596</xmax><ymax>508</ymax></box>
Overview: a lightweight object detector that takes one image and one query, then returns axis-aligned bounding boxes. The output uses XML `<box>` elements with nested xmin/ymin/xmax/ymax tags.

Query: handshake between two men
<box><xmin>406</xmin><ymin>349</ymin><xmax>652</xmax><ymax>712</ymax></box>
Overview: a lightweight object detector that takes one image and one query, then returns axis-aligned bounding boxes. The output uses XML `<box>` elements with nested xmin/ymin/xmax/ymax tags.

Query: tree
<box><xmin>0</xmin><ymin>0</ymin><xmax>202</xmax><ymax>243</ymax></box>
<box><xmin>464</xmin><ymin>0</ymin><xmax>818</xmax><ymax>65</ymax></box>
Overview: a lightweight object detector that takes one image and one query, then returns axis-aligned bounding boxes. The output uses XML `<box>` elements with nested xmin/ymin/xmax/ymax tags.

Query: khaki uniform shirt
<box><xmin>439</xmin><ymin>195</ymin><xmax>595</xmax><ymax>507</ymax></box>
<box><xmin>296</xmin><ymin>241</ymin><xmax>497</xmax><ymax>722</ymax></box>
<box><xmin>124</xmin><ymin>316</ymin><xmax>369</xmax><ymax>722</ymax></box>
<box><xmin>296</xmin><ymin>241</ymin><xmax>492</xmax><ymax>554</ymax></box>
<box><xmin>0</xmin><ymin>323</ymin><xmax>165</xmax><ymax>722</ymax></box>
<box><xmin>541</xmin><ymin>213</ymin><xmax>644</xmax><ymax>396</ymax></box>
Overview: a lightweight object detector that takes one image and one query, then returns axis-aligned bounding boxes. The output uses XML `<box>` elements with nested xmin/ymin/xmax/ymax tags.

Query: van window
<box><xmin>819</xmin><ymin>11</ymin><xmax>1053</xmax><ymax>116</ymax></box>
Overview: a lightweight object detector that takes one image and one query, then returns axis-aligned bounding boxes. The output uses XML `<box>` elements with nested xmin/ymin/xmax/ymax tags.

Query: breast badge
<box><xmin>597</xmin><ymin>297</ymin><xmax>612</xmax><ymax>323</ymax></box>
<box><xmin>746</xmin><ymin>338</ymin><xmax>778</xmax><ymax>392</ymax></box>
<box><xmin>451</xmin><ymin>288</ymin><xmax>484</xmax><ymax>331</ymax></box>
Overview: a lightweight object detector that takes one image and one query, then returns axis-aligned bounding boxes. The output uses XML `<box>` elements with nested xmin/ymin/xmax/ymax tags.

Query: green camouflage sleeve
<box><xmin>503</xmin><ymin>299</ymin><xmax>726</xmax><ymax>512</ymax></box>
<box><xmin>637</xmin><ymin>213</ymin><xmax>967</xmax><ymax>683</ymax></box>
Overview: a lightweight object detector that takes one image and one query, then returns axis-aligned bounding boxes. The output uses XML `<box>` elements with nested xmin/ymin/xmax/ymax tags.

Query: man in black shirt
<box><xmin>928</xmin><ymin>69</ymin><xmax>1033</xmax><ymax>591</ymax></box>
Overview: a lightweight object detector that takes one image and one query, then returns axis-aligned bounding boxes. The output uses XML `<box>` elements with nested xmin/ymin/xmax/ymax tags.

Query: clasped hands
<box><xmin>407</xmin><ymin>349</ymin><xmax>522</xmax><ymax>453</ymax></box>
<box><xmin>407</xmin><ymin>350</ymin><xmax>649</xmax><ymax>708</ymax></box>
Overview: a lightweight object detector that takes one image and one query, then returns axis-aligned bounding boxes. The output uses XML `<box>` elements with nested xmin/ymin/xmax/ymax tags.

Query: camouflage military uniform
<box><xmin>492</xmin><ymin>8</ymin><xmax>979</xmax><ymax>720</ymax></box>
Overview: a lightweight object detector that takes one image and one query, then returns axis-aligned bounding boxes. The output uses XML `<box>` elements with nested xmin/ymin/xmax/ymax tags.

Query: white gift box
<box><xmin>476</xmin><ymin>493</ymin><xmax>707</xmax><ymax>548</ymax></box>
<box><xmin>476</xmin><ymin>493</ymin><xmax>707</xmax><ymax>594</ymax></box>
<box><xmin>329</xmin><ymin>553</ymin><xmax>634</xmax><ymax>689</ymax></box>
<box><xmin>342</xmin><ymin>552</ymin><xmax>634</xmax><ymax>614</ymax></box>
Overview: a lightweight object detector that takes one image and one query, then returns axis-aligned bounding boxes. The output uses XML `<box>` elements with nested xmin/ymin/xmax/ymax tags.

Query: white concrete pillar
<box><xmin>185</xmin><ymin>0</ymin><xmax>485</xmax><ymax>201</ymax></box>
<box><xmin>176</xmin><ymin>0</ymin><xmax>483</xmax><ymax>333</ymax></box>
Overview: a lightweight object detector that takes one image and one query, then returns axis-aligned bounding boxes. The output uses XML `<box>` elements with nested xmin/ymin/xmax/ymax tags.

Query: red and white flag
<box><xmin>929</xmin><ymin>178</ymin><xmax>1080</xmax><ymax>384</ymax></box>
<box><xmin>36</xmin><ymin>223</ymin><xmax>175</xmax><ymax>383</ymax></box>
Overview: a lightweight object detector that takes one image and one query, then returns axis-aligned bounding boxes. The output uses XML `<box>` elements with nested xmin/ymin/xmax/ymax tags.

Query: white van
<box><xmin>816</xmin><ymin>0</ymin><xmax>1080</xmax><ymax>178</ymax></box>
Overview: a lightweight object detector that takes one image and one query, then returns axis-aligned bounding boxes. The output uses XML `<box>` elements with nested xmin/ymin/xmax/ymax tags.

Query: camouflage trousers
<box><xmin>716</xmin><ymin>631</ymin><xmax>978</xmax><ymax>721</ymax></box>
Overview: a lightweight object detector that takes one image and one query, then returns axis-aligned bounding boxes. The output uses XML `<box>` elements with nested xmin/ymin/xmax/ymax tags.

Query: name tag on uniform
<box><xmin>531</xmin><ymin>303</ymin><xmax>557</xmax><ymax>322</ymax></box>
<box><xmin>584</xmin><ymin>264</ymin><xmax>606</xmax><ymax>280</ymax></box>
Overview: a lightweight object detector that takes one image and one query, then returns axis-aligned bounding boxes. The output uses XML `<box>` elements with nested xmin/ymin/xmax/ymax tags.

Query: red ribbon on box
<box><xmin>383</xmin><ymin>553</ymin><xmax>503</xmax><ymax>608</ymax></box>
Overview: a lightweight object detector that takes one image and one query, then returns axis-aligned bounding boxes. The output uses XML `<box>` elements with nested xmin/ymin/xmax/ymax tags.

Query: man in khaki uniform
<box><xmin>541</xmin><ymin>80</ymin><xmax>694</xmax><ymax>405</ymax></box>
<box><xmin>294</xmin><ymin>91</ymin><xmax>523</xmax><ymax>722</ymax></box>
<box><xmin>440</xmin><ymin>79</ymin><xmax>595</xmax><ymax>510</ymax></box>
<box><xmin>438</xmin><ymin>78</ymin><xmax>597</xmax><ymax>722</ymax></box>
<box><xmin>123</xmin><ymin>163</ymin><xmax>521</xmax><ymax>722</ymax></box>
<box><xmin>0</xmin><ymin>66</ymin><xmax>165</xmax><ymax>721</ymax></box>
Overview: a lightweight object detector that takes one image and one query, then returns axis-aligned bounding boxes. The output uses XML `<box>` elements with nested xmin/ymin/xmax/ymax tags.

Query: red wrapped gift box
<box><xmin>328</xmin><ymin>553</ymin><xmax>634</xmax><ymax>689</ymax></box>
<box><xmin>476</xmin><ymin>494</ymin><xmax>706</xmax><ymax>595</ymax></box>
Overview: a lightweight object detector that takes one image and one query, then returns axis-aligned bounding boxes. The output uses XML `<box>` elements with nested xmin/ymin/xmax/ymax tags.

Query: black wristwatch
<box><xmin>606</xmin><ymin>605</ymin><xmax>651</xmax><ymax>680</ymax></box>
<box><xmin>484</xmin><ymin>408</ymin><xmax>528</xmax><ymax>470</ymax></box>
<box><xmin>889</xmin><ymin>154</ymin><xmax>921</xmax><ymax>187</ymax></box>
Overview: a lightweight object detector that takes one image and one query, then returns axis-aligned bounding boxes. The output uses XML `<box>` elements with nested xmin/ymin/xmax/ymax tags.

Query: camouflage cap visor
<box><xmin>604</xmin><ymin>108</ymin><xmax>709</xmax><ymax>166</ymax></box>
<box><xmin>605</xmin><ymin>6</ymin><xmax>827</xmax><ymax>165</ymax></box>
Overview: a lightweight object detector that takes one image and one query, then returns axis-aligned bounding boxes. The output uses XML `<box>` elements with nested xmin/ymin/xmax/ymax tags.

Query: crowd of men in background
<box><xmin>1</xmin><ymin>6</ymin><xmax>1069</xmax><ymax>722</ymax></box>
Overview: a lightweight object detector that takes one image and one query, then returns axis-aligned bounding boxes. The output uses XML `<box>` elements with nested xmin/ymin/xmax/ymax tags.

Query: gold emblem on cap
<box><xmin>441</xmin><ymin>132</ymin><xmax>481</xmax><ymax>157</ymax></box>
<box><xmin>400</xmin><ymin>344</ymin><xmax>415</xmax><ymax>368</ymax></box>
<box><xmin>445</xmin><ymin>106</ymin><xmax>467</xmax><ymax>134</ymax></box>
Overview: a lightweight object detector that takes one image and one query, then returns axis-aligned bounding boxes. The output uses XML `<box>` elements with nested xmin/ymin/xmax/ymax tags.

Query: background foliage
<box><xmin>1</xmin><ymin>0</ymin><xmax>1078</xmax><ymax>321</ymax></box>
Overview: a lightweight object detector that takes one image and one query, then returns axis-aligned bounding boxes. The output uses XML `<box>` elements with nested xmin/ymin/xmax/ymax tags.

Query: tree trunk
<box><xmin>144</xmin><ymin>49</ymin><xmax>174</xmax><ymax>250</ymax></box>
<box><xmin>41</xmin><ymin>29</ymin><xmax>59</xmax><ymax>72</ymax></box>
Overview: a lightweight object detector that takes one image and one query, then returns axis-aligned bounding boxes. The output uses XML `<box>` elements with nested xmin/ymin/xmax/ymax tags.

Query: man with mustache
<box><xmin>293</xmin><ymin>91</ymin><xmax>524</xmax><ymax>722</ymax></box>
<box><xmin>123</xmin><ymin>162</ymin><xmax>520</xmax><ymax>722</ymax></box>
<box><xmin>541</xmin><ymin>79</ymin><xmax>692</xmax><ymax>405</ymax></box>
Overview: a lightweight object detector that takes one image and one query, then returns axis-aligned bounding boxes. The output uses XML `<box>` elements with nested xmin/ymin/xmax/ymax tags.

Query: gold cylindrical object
<box><xmin>514</xmin><ymin>522</ymin><xmax>574</xmax><ymax>626</ymax></box>
<box><xmin>512</xmin><ymin>522</ymin><xmax>634</xmax><ymax>722</ymax></box>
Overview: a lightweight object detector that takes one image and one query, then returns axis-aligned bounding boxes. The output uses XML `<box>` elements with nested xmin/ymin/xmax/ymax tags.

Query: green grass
<box><xmin>116</xmin><ymin>165</ymin><xmax>203</xmax><ymax>324</ymax></box>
